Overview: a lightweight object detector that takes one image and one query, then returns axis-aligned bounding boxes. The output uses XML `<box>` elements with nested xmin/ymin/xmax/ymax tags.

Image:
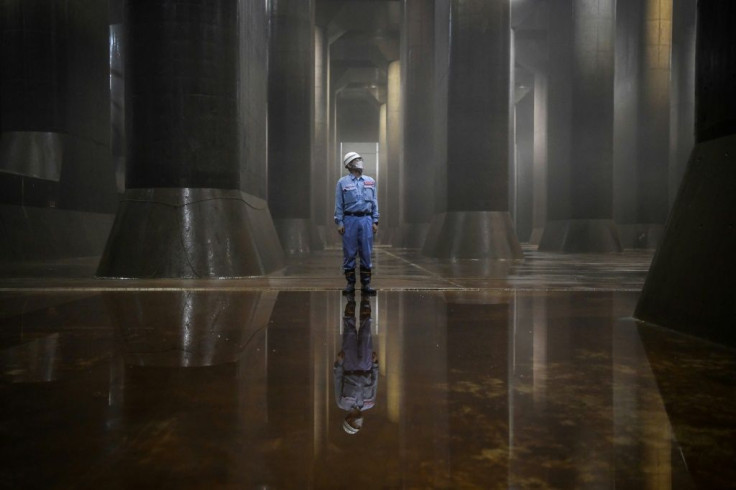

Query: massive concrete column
<box><xmin>267</xmin><ymin>0</ymin><xmax>317</xmax><ymax>255</ymax></box>
<box><xmin>636</xmin><ymin>3</ymin><xmax>736</xmax><ymax>348</ymax></box>
<box><xmin>325</xmin><ymin>58</ymin><xmax>340</xmax><ymax>248</ymax></box>
<box><xmin>632</xmin><ymin>0</ymin><xmax>672</xmax><ymax>248</ymax></box>
<box><xmin>1</xmin><ymin>1</ymin><xmax>119</xmax><ymax>262</ymax></box>
<box><xmin>98</xmin><ymin>0</ymin><xmax>284</xmax><ymax>278</ymax></box>
<box><xmin>613</xmin><ymin>0</ymin><xmax>642</xmax><ymax>249</ymax></box>
<box><xmin>386</xmin><ymin>61</ymin><xmax>402</xmax><ymax>244</ymax></box>
<box><xmin>396</xmin><ymin>0</ymin><xmax>435</xmax><ymax>248</ymax></box>
<box><xmin>538</xmin><ymin>0</ymin><xmax>622</xmax><ymax>253</ymax></box>
<box><xmin>530</xmin><ymin>74</ymin><xmax>548</xmax><ymax>245</ymax></box>
<box><xmin>1</xmin><ymin>0</ymin><xmax>65</xmax><ymax>250</ymax></box>
<box><xmin>514</xmin><ymin>88</ymin><xmax>535</xmax><ymax>242</ymax></box>
<box><xmin>423</xmin><ymin>0</ymin><xmax>522</xmax><ymax>260</ymax></box>
<box><xmin>313</xmin><ymin>26</ymin><xmax>329</xmax><ymax>248</ymax></box>
<box><xmin>378</xmin><ymin>103</ymin><xmax>389</xmax><ymax>245</ymax></box>
<box><xmin>614</xmin><ymin>0</ymin><xmax>685</xmax><ymax>250</ymax></box>
<box><xmin>615</xmin><ymin>0</ymin><xmax>673</xmax><ymax>250</ymax></box>
<box><xmin>432</xmin><ymin>0</ymin><xmax>450</xmax><ymax>242</ymax></box>
<box><xmin>668</xmin><ymin>0</ymin><xmax>696</xmax><ymax>206</ymax></box>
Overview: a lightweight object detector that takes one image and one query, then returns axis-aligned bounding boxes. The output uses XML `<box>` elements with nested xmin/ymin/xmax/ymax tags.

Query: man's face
<box><xmin>348</xmin><ymin>158</ymin><xmax>363</xmax><ymax>171</ymax></box>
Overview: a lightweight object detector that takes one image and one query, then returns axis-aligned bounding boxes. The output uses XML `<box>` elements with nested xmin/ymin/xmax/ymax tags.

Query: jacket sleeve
<box><xmin>333</xmin><ymin>361</ymin><xmax>344</xmax><ymax>407</ymax></box>
<box><xmin>371</xmin><ymin>180</ymin><xmax>380</xmax><ymax>223</ymax></box>
<box><xmin>334</xmin><ymin>180</ymin><xmax>344</xmax><ymax>226</ymax></box>
<box><xmin>367</xmin><ymin>361</ymin><xmax>379</xmax><ymax>400</ymax></box>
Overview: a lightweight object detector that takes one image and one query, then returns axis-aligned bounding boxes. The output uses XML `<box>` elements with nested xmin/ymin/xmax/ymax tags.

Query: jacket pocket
<box><xmin>362</xmin><ymin>186</ymin><xmax>375</xmax><ymax>201</ymax></box>
<box><xmin>343</xmin><ymin>186</ymin><xmax>358</xmax><ymax>204</ymax></box>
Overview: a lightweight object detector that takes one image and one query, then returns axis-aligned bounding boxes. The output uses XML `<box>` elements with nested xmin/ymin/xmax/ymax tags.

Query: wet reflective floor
<box><xmin>1</xmin><ymin>248</ymin><xmax>735</xmax><ymax>489</ymax></box>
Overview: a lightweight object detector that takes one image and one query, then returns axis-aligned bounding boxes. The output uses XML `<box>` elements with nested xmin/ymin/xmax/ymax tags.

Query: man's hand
<box><xmin>337</xmin><ymin>225</ymin><xmax>345</xmax><ymax>235</ymax></box>
<box><xmin>337</xmin><ymin>351</ymin><xmax>345</xmax><ymax>361</ymax></box>
<box><xmin>372</xmin><ymin>351</ymin><xmax>378</xmax><ymax>362</ymax></box>
<box><xmin>372</xmin><ymin>223</ymin><xmax>378</xmax><ymax>234</ymax></box>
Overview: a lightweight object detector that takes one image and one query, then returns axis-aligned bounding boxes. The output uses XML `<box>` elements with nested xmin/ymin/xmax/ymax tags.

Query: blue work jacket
<box><xmin>334</xmin><ymin>174</ymin><xmax>380</xmax><ymax>227</ymax></box>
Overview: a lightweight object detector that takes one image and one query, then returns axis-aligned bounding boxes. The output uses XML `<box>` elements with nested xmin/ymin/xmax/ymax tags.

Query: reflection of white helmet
<box><xmin>343</xmin><ymin>414</ymin><xmax>363</xmax><ymax>434</ymax></box>
<box><xmin>343</xmin><ymin>152</ymin><xmax>363</xmax><ymax>170</ymax></box>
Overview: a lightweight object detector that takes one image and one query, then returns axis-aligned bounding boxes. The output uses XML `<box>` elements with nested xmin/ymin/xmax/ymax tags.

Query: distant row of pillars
<box><xmin>395</xmin><ymin>0</ymin><xmax>691</xmax><ymax>256</ymax></box>
<box><xmin>95</xmin><ymin>0</ymin><xmax>694</xmax><ymax>278</ymax></box>
<box><xmin>350</xmin><ymin>0</ymin><xmax>689</xmax><ymax>258</ymax></box>
<box><xmin>530</xmin><ymin>0</ymin><xmax>694</xmax><ymax>251</ymax></box>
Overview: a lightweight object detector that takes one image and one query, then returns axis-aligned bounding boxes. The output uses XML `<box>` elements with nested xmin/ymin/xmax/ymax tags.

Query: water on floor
<box><xmin>0</xmin><ymin>248</ymin><xmax>734</xmax><ymax>488</ymax></box>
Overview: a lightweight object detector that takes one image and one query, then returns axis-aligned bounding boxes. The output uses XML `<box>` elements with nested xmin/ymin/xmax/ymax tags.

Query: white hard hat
<box><xmin>343</xmin><ymin>152</ymin><xmax>363</xmax><ymax>169</ymax></box>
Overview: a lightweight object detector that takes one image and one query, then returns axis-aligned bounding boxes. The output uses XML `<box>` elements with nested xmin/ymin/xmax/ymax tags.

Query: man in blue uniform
<box><xmin>334</xmin><ymin>298</ymin><xmax>378</xmax><ymax>435</ymax></box>
<box><xmin>334</xmin><ymin>151</ymin><xmax>379</xmax><ymax>295</ymax></box>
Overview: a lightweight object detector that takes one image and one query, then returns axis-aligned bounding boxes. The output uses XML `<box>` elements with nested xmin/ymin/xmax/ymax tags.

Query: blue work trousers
<box><xmin>342</xmin><ymin>215</ymin><xmax>373</xmax><ymax>271</ymax></box>
<box><xmin>342</xmin><ymin>316</ymin><xmax>374</xmax><ymax>371</ymax></box>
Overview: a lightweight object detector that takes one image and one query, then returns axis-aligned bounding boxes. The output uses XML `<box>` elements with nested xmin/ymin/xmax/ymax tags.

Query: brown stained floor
<box><xmin>0</xmin><ymin>247</ymin><xmax>734</xmax><ymax>489</ymax></box>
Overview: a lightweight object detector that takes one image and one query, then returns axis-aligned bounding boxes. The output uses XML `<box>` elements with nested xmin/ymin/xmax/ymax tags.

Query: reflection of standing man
<box><xmin>334</xmin><ymin>152</ymin><xmax>379</xmax><ymax>296</ymax></box>
<box><xmin>334</xmin><ymin>299</ymin><xmax>378</xmax><ymax>435</ymax></box>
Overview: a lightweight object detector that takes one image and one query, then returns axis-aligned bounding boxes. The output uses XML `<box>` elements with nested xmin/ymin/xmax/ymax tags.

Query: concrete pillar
<box><xmin>378</xmin><ymin>103</ymin><xmax>389</xmax><ymax>245</ymax></box>
<box><xmin>326</xmin><ymin>60</ymin><xmax>340</xmax><ymax>248</ymax></box>
<box><xmin>538</xmin><ymin>0</ymin><xmax>622</xmax><ymax>253</ymax></box>
<box><xmin>0</xmin><ymin>1</ymin><xmax>120</xmax><ymax>262</ymax></box>
<box><xmin>668</xmin><ymin>0</ymin><xmax>696</xmax><ymax>206</ymax></box>
<box><xmin>396</xmin><ymin>0</ymin><xmax>435</xmax><ymax>248</ymax></box>
<box><xmin>613</xmin><ymin>0</ymin><xmax>643</xmax><ymax>249</ymax></box>
<box><xmin>386</xmin><ymin>61</ymin><xmax>402</xmax><ymax>243</ymax></box>
<box><xmin>615</xmin><ymin>0</ymin><xmax>673</xmax><ymax>250</ymax></box>
<box><xmin>238</xmin><ymin>0</ymin><xmax>270</xmax><ymax>202</ymax></box>
<box><xmin>432</xmin><ymin>0</ymin><xmax>450</xmax><ymax>241</ymax></box>
<box><xmin>423</xmin><ymin>0</ymin><xmax>522</xmax><ymax>260</ymax></box>
<box><xmin>97</xmin><ymin>0</ymin><xmax>284</xmax><ymax>278</ymax></box>
<box><xmin>514</xmin><ymin>88</ymin><xmax>535</xmax><ymax>242</ymax></box>
<box><xmin>636</xmin><ymin>2</ymin><xmax>736</xmax><ymax>348</ymax></box>
<box><xmin>267</xmin><ymin>0</ymin><xmax>317</xmax><ymax>255</ymax></box>
<box><xmin>0</xmin><ymin>1</ymin><xmax>70</xmax><ymax>197</ymax></box>
<box><xmin>632</xmin><ymin>0</ymin><xmax>672</xmax><ymax>248</ymax></box>
<box><xmin>313</xmin><ymin>26</ymin><xmax>329</xmax><ymax>248</ymax></box>
<box><xmin>530</xmin><ymin>74</ymin><xmax>548</xmax><ymax>245</ymax></box>
<box><xmin>110</xmin><ymin>13</ymin><xmax>126</xmax><ymax>195</ymax></box>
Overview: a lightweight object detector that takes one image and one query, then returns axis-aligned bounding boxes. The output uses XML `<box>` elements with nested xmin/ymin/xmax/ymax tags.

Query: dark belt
<box><xmin>344</xmin><ymin>211</ymin><xmax>369</xmax><ymax>217</ymax></box>
<box><xmin>344</xmin><ymin>369</ymin><xmax>372</xmax><ymax>376</ymax></box>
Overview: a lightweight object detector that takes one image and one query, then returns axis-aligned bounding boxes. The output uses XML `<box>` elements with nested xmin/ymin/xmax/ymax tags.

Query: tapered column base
<box><xmin>313</xmin><ymin>225</ymin><xmax>327</xmax><ymax>251</ymax></box>
<box><xmin>538</xmin><ymin>219</ymin><xmax>622</xmax><ymax>253</ymax></box>
<box><xmin>381</xmin><ymin>226</ymin><xmax>398</xmax><ymax>246</ymax></box>
<box><xmin>274</xmin><ymin>218</ymin><xmax>322</xmax><ymax>255</ymax></box>
<box><xmin>617</xmin><ymin>224</ymin><xmax>665</xmax><ymax>249</ymax></box>
<box><xmin>393</xmin><ymin>222</ymin><xmax>431</xmax><ymax>249</ymax></box>
<box><xmin>422</xmin><ymin>211</ymin><xmax>523</xmax><ymax>260</ymax></box>
<box><xmin>97</xmin><ymin>188</ymin><xmax>285</xmax><ymax>278</ymax></box>
<box><xmin>529</xmin><ymin>226</ymin><xmax>545</xmax><ymax>246</ymax></box>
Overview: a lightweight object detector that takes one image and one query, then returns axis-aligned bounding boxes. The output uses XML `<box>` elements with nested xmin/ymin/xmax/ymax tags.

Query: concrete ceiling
<box><xmin>317</xmin><ymin>0</ymin><xmax>400</xmax><ymax>104</ymax></box>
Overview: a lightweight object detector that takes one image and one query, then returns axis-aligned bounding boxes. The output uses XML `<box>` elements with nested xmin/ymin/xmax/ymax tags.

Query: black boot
<box><xmin>342</xmin><ymin>269</ymin><xmax>356</xmax><ymax>295</ymax></box>
<box><xmin>344</xmin><ymin>298</ymin><xmax>356</xmax><ymax>317</ymax></box>
<box><xmin>359</xmin><ymin>299</ymin><xmax>371</xmax><ymax>319</ymax></box>
<box><xmin>359</xmin><ymin>268</ymin><xmax>376</xmax><ymax>295</ymax></box>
